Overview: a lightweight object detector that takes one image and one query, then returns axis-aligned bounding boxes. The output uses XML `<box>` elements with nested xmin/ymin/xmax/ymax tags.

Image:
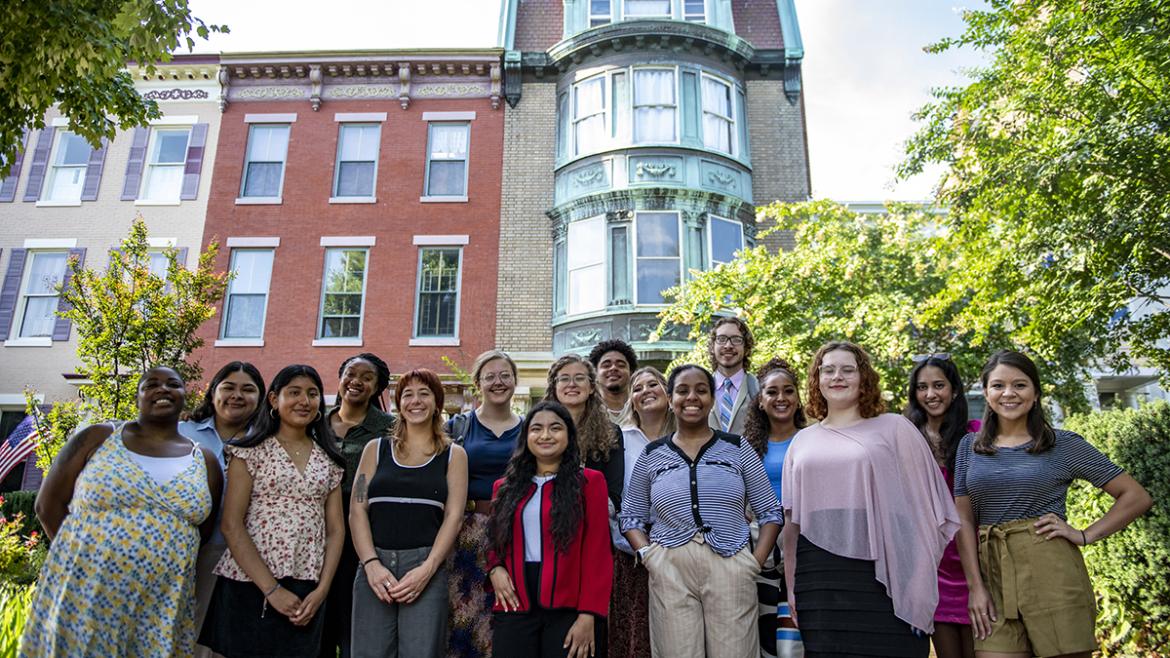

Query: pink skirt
<box><xmin>935</xmin><ymin>538</ymin><xmax>969</xmax><ymax>624</ymax></box>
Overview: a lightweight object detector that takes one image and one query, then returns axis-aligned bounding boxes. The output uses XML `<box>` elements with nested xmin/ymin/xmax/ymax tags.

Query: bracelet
<box><xmin>361</xmin><ymin>556</ymin><xmax>380</xmax><ymax>568</ymax></box>
<box><xmin>1080</xmin><ymin>529</ymin><xmax>1089</xmax><ymax>546</ymax></box>
<box><xmin>263</xmin><ymin>582</ymin><xmax>281</xmax><ymax>598</ymax></box>
<box><xmin>261</xmin><ymin>582</ymin><xmax>281</xmax><ymax>618</ymax></box>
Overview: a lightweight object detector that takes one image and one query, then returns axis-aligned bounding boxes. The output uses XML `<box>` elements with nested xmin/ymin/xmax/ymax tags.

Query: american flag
<box><xmin>0</xmin><ymin>416</ymin><xmax>40</xmax><ymax>482</ymax></box>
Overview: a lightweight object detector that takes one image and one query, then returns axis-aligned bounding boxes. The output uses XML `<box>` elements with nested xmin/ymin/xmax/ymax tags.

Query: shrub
<box><xmin>0</xmin><ymin>492</ymin><xmax>39</xmax><ymax>539</ymax></box>
<box><xmin>0</xmin><ymin>495</ymin><xmax>45</xmax><ymax>589</ymax></box>
<box><xmin>1065</xmin><ymin>401</ymin><xmax>1170</xmax><ymax>656</ymax></box>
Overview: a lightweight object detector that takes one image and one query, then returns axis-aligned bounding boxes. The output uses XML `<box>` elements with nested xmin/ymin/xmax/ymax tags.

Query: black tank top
<box><xmin>367</xmin><ymin>438</ymin><xmax>449</xmax><ymax>550</ymax></box>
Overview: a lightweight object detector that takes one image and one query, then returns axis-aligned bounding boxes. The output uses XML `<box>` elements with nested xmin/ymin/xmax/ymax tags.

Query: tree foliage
<box><xmin>901</xmin><ymin>0</ymin><xmax>1170</xmax><ymax>381</ymax></box>
<box><xmin>658</xmin><ymin>200</ymin><xmax>1099</xmax><ymax>410</ymax></box>
<box><xmin>0</xmin><ymin>0</ymin><xmax>226</xmax><ymax>177</ymax></box>
<box><xmin>29</xmin><ymin>217</ymin><xmax>230</xmax><ymax>468</ymax></box>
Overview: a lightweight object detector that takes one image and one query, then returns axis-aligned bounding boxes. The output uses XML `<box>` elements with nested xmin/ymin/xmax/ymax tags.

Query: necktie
<box><xmin>719</xmin><ymin>378</ymin><xmax>735</xmax><ymax>431</ymax></box>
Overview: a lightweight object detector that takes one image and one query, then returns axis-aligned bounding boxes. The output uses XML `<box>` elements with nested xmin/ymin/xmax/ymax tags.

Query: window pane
<box><xmin>569</xmin><ymin>263</ymin><xmax>605</xmax><ymax>315</ymax></box>
<box><xmin>243</xmin><ymin>162</ymin><xmax>283</xmax><ymax>197</ymax></box>
<box><xmin>142</xmin><ymin>164</ymin><xmax>183</xmax><ymax>200</ymax></box>
<box><xmin>575</xmin><ymin>78</ymin><xmax>605</xmax><ymax>119</ymax></box>
<box><xmin>575</xmin><ymin>115</ymin><xmax>606</xmax><ymax>154</ymax></box>
<box><xmin>684</xmin><ymin>0</ymin><xmax>705</xmax><ymax>20</ymax></box>
<box><xmin>626</xmin><ymin>0</ymin><xmax>670</xmax><ymax>16</ymax></box>
<box><xmin>224</xmin><ymin>294</ymin><xmax>266</xmax><ymax>338</ymax></box>
<box><xmin>634</xmin><ymin>70</ymin><xmax>676</xmax><ymax>142</ymax></box>
<box><xmin>636</xmin><ymin>260</ymin><xmax>681</xmax><ymax>304</ymax></box>
<box><xmin>429</xmin><ymin>124</ymin><xmax>469</xmax><ymax>159</ymax></box>
<box><xmin>427</xmin><ymin>161</ymin><xmax>466</xmax><ymax>196</ymax></box>
<box><xmin>416</xmin><ymin>249</ymin><xmax>460</xmax><ymax>337</ymax></box>
<box><xmin>153</xmin><ymin>130</ymin><xmax>190</xmax><ymax>164</ymax></box>
<box><xmin>247</xmin><ymin>125</ymin><xmax>289</xmax><ymax>161</ymax></box>
<box><xmin>26</xmin><ymin>253</ymin><xmax>67</xmax><ymax>294</ymax></box>
<box><xmin>567</xmin><ymin>217</ymin><xmax>605</xmax><ymax>268</ymax></box>
<box><xmin>57</xmin><ymin>133</ymin><xmax>91</xmax><ymax>166</ymax></box>
<box><xmin>336</xmin><ymin>162</ymin><xmax>375</xmax><ymax>197</ymax></box>
<box><xmin>148</xmin><ymin>252</ymin><xmax>171</xmax><ymax>279</ymax></box>
<box><xmin>339</xmin><ymin>125</ymin><xmax>379</xmax><ymax>161</ymax></box>
<box><xmin>610</xmin><ymin>225</ymin><xmax>630</xmax><ymax>304</ymax></box>
<box><xmin>45</xmin><ymin>166</ymin><xmax>84</xmax><ymax>201</ymax></box>
<box><xmin>19</xmin><ymin>297</ymin><xmax>58</xmax><ymax>337</ymax></box>
<box><xmin>636</xmin><ymin>212</ymin><xmax>680</xmax><ymax>257</ymax></box>
<box><xmin>710</xmin><ymin>217</ymin><xmax>744</xmax><ymax>264</ymax></box>
<box><xmin>229</xmin><ymin>250</ymin><xmax>274</xmax><ymax>294</ymax></box>
<box><xmin>323</xmin><ymin>293</ymin><xmax>362</xmax><ymax>316</ymax></box>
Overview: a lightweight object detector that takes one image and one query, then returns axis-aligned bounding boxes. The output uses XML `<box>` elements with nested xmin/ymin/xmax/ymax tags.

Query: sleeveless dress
<box><xmin>21</xmin><ymin>429</ymin><xmax>211</xmax><ymax>657</ymax></box>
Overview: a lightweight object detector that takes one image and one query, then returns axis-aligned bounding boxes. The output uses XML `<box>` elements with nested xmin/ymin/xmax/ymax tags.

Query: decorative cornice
<box><xmin>545</xmin><ymin>20</ymin><xmax>755</xmax><ymax>73</ymax></box>
<box><xmin>547</xmin><ymin>187</ymin><xmax>756</xmax><ymax>226</ymax></box>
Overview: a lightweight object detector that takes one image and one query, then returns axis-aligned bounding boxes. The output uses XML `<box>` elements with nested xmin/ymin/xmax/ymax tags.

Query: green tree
<box><xmin>901</xmin><ymin>0</ymin><xmax>1170</xmax><ymax>383</ymax></box>
<box><xmin>0</xmin><ymin>0</ymin><xmax>226</xmax><ymax>177</ymax></box>
<box><xmin>28</xmin><ymin>216</ymin><xmax>230</xmax><ymax>468</ymax></box>
<box><xmin>657</xmin><ymin>200</ymin><xmax>1098</xmax><ymax>409</ymax></box>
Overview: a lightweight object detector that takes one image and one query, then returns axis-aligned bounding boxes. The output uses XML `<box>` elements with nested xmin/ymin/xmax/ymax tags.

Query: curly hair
<box><xmin>707</xmin><ymin>316</ymin><xmax>755</xmax><ymax>372</ymax></box>
<box><xmin>543</xmin><ymin>354</ymin><xmax>616</xmax><ymax>462</ymax></box>
<box><xmin>742</xmin><ymin>358</ymin><xmax>808</xmax><ymax>457</ymax></box>
<box><xmin>974</xmin><ymin>350</ymin><xmax>1055</xmax><ymax>455</ymax></box>
<box><xmin>804</xmin><ymin>342</ymin><xmax>886</xmax><ymax>420</ymax></box>
<box><xmin>904</xmin><ymin>356</ymin><xmax>968</xmax><ymax>471</ymax></box>
<box><xmin>338</xmin><ymin>352</ymin><xmax>391</xmax><ymax>411</ymax></box>
<box><xmin>587</xmin><ymin>339</ymin><xmax>638</xmax><ymax>373</ymax></box>
<box><xmin>488</xmin><ymin>401</ymin><xmax>585</xmax><ymax>555</ymax></box>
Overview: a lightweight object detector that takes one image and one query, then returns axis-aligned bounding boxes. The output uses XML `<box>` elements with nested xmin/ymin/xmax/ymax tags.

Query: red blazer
<box><xmin>485</xmin><ymin>468</ymin><xmax>613</xmax><ymax>617</ymax></box>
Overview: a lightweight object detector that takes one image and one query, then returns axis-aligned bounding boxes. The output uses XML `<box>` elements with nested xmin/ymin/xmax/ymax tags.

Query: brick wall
<box><xmin>515</xmin><ymin>0</ymin><xmax>564</xmax><ymax>52</ymax></box>
<box><xmin>731</xmin><ymin>0</ymin><xmax>783</xmax><ymax>49</ymax></box>
<box><xmin>495</xmin><ymin>82</ymin><xmax>556</xmax><ymax>352</ymax></box>
<box><xmin>747</xmin><ymin>79</ymin><xmax>809</xmax><ymax>251</ymax></box>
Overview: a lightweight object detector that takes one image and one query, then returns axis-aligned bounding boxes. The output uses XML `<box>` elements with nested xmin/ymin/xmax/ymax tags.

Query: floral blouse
<box><xmin>214</xmin><ymin>438</ymin><xmax>344</xmax><ymax>582</ymax></box>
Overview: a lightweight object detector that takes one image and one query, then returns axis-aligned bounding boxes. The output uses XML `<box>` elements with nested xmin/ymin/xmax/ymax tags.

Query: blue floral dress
<box><xmin>21</xmin><ymin>428</ymin><xmax>211</xmax><ymax>657</ymax></box>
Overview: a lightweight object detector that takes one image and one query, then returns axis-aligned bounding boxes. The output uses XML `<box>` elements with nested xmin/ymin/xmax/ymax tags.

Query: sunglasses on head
<box><xmin>911</xmin><ymin>353</ymin><xmax>952</xmax><ymax>363</ymax></box>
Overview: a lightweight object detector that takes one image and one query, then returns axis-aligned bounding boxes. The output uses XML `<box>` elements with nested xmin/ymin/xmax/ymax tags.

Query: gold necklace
<box><xmin>277</xmin><ymin>437</ymin><xmax>309</xmax><ymax>458</ymax></box>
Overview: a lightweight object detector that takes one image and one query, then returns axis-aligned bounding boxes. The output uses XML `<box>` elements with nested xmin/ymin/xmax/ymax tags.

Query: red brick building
<box><xmin>194</xmin><ymin>51</ymin><xmax>504</xmax><ymax>404</ymax></box>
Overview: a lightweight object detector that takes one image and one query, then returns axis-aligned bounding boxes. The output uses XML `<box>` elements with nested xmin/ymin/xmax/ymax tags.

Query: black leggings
<box><xmin>492</xmin><ymin>562</ymin><xmax>608</xmax><ymax>658</ymax></box>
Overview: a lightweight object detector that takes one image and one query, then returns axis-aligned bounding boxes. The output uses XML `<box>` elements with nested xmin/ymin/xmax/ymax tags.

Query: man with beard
<box><xmin>707</xmin><ymin>317</ymin><xmax>760</xmax><ymax>434</ymax></box>
<box><xmin>588</xmin><ymin>339</ymin><xmax>638</xmax><ymax>423</ymax></box>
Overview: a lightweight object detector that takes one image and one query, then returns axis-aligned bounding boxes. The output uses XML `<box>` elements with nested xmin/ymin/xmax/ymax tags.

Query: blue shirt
<box><xmin>178</xmin><ymin>417</ymin><xmax>227</xmax><ymax>544</ymax></box>
<box><xmin>619</xmin><ymin>430</ymin><xmax>782</xmax><ymax>558</ymax></box>
<box><xmin>463</xmin><ymin>411</ymin><xmax>521</xmax><ymax>502</ymax></box>
<box><xmin>763</xmin><ymin>438</ymin><xmax>793</xmax><ymax>503</ymax></box>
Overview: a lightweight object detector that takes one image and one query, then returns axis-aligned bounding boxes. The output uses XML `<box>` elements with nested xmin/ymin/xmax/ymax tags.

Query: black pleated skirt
<box><xmin>794</xmin><ymin>535</ymin><xmax>929</xmax><ymax>658</ymax></box>
<box><xmin>198</xmin><ymin>575</ymin><xmax>326</xmax><ymax>657</ymax></box>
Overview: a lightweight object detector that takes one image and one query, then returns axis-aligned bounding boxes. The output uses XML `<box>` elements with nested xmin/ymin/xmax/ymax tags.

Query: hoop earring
<box><xmin>269</xmin><ymin>408</ymin><xmax>277</xmax><ymax>419</ymax></box>
<box><xmin>314</xmin><ymin>410</ymin><xmax>322</xmax><ymax>422</ymax></box>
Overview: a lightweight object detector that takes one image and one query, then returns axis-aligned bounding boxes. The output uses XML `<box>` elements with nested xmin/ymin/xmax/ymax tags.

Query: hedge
<box><xmin>1066</xmin><ymin>401</ymin><xmax>1170</xmax><ymax>656</ymax></box>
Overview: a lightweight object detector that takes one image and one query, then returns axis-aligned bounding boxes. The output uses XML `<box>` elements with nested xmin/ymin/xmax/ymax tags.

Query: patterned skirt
<box><xmin>446</xmin><ymin>511</ymin><xmax>494</xmax><ymax>658</ymax></box>
<box><xmin>608</xmin><ymin>550</ymin><xmax>652</xmax><ymax>657</ymax></box>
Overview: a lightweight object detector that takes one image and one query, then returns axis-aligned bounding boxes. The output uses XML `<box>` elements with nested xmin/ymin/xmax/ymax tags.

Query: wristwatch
<box><xmin>635</xmin><ymin>545</ymin><xmax>652</xmax><ymax>566</ymax></box>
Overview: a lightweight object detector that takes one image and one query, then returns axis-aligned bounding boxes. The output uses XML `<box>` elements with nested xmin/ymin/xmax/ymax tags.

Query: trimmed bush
<box><xmin>1065</xmin><ymin>401</ymin><xmax>1170</xmax><ymax>656</ymax></box>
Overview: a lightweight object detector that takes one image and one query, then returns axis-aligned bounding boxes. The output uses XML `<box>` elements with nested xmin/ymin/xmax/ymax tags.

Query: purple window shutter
<box><xmin>0</xmin><ymin>249</ymin><xmax>28</xmax><ymax>339</ymax></box>
<box><xmin>180</xmin><ymin>123</ymin><xmax>208</xmax><ymax>200</ymax></box>
<box><xmin>122</xmin><ymin>127</ymin><xmax>150</xmax><ymax>200</ymax></box>
<box><xmin>81</xmin><ymin>139</ymin><xmax>107</xmax><ymax>201</ymax></box>
<box><xmin>52</xmin><ymin>248</ymin><xmax>86</xmax><ymax>341</ymax></box>
<box><xmin>0</xmin><ymin>130</ymin><xmax>29</xmax><ymax>202</ymax></box>
<box><xmin>22</xmin><ymin>127</ymin><xmax>54</xmax><ymax>202</ymax></box>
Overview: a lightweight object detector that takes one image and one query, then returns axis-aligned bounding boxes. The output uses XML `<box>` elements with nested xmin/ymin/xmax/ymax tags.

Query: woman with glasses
<box><xmin>442</xmin><ymin>350</ymin><xmax>524</xmax><ymax>658</ymax></box>
<box><xmin>780</xmin><ymin>342</ymin><xmax>959</xmax><ymax>658</ymax></box>
<box><xmin>903</xmin><ymin>354</ymin><xmax>977</xmax><ymax>658</ymax></box>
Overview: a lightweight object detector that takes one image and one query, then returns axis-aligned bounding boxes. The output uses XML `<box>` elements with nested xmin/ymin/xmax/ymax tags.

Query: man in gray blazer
<box><xmin>707</xmin><ymin>316</ymin><xmax>760</xmax><ymax>435</ymax></box>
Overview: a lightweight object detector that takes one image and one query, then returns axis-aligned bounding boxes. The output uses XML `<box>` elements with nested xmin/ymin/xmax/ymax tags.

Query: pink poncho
<box><xmin>781</xmin><ymin>414</ymin><xmax>960</xmax><ymax>632</ymax></box>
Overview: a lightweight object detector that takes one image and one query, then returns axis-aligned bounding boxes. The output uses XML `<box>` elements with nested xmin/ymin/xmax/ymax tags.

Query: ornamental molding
<box><xmin>141</xmin><ymin>88</ymin><xmax>210</xmax><ymax>101</ymax></box>
<box><xmin>572</xmin><ymin>165</ymin><xmax>607</xmax><ymax>187</ymax></box>
<box><xmin>546</xmin><ymin>20</ymin><xmax>755</xmax><ymax>72</ymax></box>
<box><xmin>706</xmin><ymin>169</ymin><xmax>736</xmax><ymax>188</ymax></box>
<box><xmin>635</xmin><ymin>161</ymin><xmax>676</xmax><ymax>179</ymax></box>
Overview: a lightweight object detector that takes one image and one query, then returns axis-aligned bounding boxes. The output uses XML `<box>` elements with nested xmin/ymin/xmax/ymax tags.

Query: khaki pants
<box><xmin>644</xmin><ymin>534</ymin><xmax>760</xmax><ymax>658</ymax></box>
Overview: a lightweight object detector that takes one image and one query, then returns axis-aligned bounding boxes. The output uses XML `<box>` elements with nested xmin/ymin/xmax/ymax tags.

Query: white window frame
<box><xmin>422</xmin><ymin>122</ymin><xmax>470</xmax><ymax>200</ymax></box>
<box><xmin>632</xmin><ymin>66</ymin><xmax>679</xmax><ymax>145</ymax></box>
<box><xmin>707</xmin><ymin>215</ymin><xmax>745</xmax><ymax>267</ymax></box>
<box><xmin>315</xmin><ymin>247</ymin><xmax>370</xmax><ymax>342</ymax></box>
<box><xmin>331</xmin><ymin>123</ymin><xmax>381</xmax><ymax>202</ymax></box>
<box><xmin>43</xmin><ymin>131</ymin><xmax>90</xmax><ymax>204</ymax></box>
<box><xmin>590</xmin><ymin>0</ymin><xmax>613</xmax><ymax>26</ymax></box>
<box><xmin>238</xmin><ymin>124</ymin><xmax>290</xmax><ymax>202</ymax></box>
<box><xmin>218</xmin><ymin>248</ymin><xmax>275</xmax><ymax>344</ymax></box>
<box><xmin>623</xmin><ymin>0</ymin><xmax>672</xmax><ymax>19</ymax></box>
<box><xmin>683</xmin><ymin>0</ymin><xmax>706</xmax><ymax>22</ymax></box>
<box><xmin>632</xmin><ymin>211</ymin><xmax>684</xmax><ymax>306</ymax></box>
<box><xmin>138</xmin><ymin>126</ymin><xmax>192</xmax><ymax>204</ymax></box>
<box><xmin>572</xmin><ymin>74</ymin><xmax>608</xmax><ymax>157</ymax></box>
<box><xmin>566</xmin><ymin>216</ymin><xmax>607</xmax><ymax>316</ymax></box>
<box><xmin>11</xmin><ymin>250</ymin><xmax>68</xmax><ymax>341</ymax></box>
<box><xmin>701</xmin><ymin>73</ymin><xmax>737</xmax><ymax>156</ymax></box>
<box><xmin>411</xmin><ymin>246</ymin><xmax>463</xmax><ymax>345</ymax></box>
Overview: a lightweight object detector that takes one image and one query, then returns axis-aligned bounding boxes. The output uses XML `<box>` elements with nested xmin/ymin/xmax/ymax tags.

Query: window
<box><xmin>425</xmin><ymin>124</ymin><xmax>470</xmax><ymax>197</ymax></box>
<box><xmin>702</xmin><ymin>75</ymin><xmax>735</xmax><ymax>154</ymax></box>
<box><xmin>624</xmin><ymin>0</ymin><xmax>671</xmax><ymax>18</ymax></box>
<box><xmin>635</xmin><ymin>212</ymin><xmax>682</xmax><ymax>304</ymax></box>
<box><xmin>633</xmin><ymin>69</ymin><xmax>677</xmax><ymax>143</ymax></box>
<box><xmin>44</xmin><ymin>132</ymin><xmax>90</xmax><ymax>202</ymax></box>
<box><xmin>318</xmin><ymin>248</ymin><xmax>369</xmax><ymax>339</ymax></box>
<box><xmin>140</xmin><ymin>129</ymin><xmax>190</xmax><ymax>201</ymax></box>
<box><xmin>684</xmin><ymin>0</ymin><xmax>705</xmax><ymax>21</ymax></box>
<box><xmin>567</xmin><ymin>217</ymin><xmax>606</xmax><ymax>315</ymax></box>
<box><xmin>147</xmin><ymin>251</ymin><xmax>172</xmax><ymax>279</ymax></box>
<box><xmin>15</xmin><ymin>252</ymin><xmax>67</xmax><ymax>338</ymax></box>
<box><xmin>708</xmin><ymin>216</ymin><xmax>744</xmax><ymax>266</ymax></box>
<box><xmin>333</xmin><ymin>124</ymin><xmax>380</xmax><ymax>198</ymax></box>
<box><xmin>590</xmin><ymin>0</ymin><xmax>612</xmax><ymax>26</ymax></box>
<box><xmin>414</xmin><ymin>248</ymin><xmax>462</xmax><ymax>338</ymax></box>
<box><xmin>573</xmin><ymin>76</ymin><xmax>607</xmax><ymax>155</ymax></box>
<box><xmin>221</xmin><ymin>249</ymin><xmax>274</xmax><ymax>339</ymax></box>
<box><xmin>240</xmin><ymin>125</ymin><xmax>289</xmax><ymax>198</ymax></box>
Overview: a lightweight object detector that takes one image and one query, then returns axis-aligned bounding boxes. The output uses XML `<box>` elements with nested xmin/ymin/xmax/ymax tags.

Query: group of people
<box><xmin>19</xmin><ymin>317</ymin><xmax>1154</xmax><ymax>658</ymax></box>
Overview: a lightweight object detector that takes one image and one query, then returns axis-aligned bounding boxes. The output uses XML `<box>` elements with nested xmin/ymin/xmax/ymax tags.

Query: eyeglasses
<box><xmin>818</xmin><ymin>365</ymin><xmax>859</xmax><ymax>378</ymax></box>
<box><xmin>911</xmin><ymin>353</ymin><xmax>952</xmax><ymax>363</ymax></box>
<box><xmin>714</xmin><ymin>335</ymin><xmax>745</xmax><ymax>346</ymax></box>
<box><xmin>480</xmin><ymin>373</ymin><xmax>514</xmax><ymax>385</ymax></box>
<box><xmin>555</xmin><ymin>374</ymin><xmax>590</xmax><ymax>386</ymax></box>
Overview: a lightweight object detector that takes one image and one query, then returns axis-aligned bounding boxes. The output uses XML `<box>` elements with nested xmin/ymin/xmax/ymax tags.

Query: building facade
<box><xmin>495</xmin><ymin>0</ymin><xmax>811</xmax><ymax>391</ymax></box>
<box><xmin>192</xmin><ymin>50</ymin><xmax>505</xmax><ymax>408</ymax></box>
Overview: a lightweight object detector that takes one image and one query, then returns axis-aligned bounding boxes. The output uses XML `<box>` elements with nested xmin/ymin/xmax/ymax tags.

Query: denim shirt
<box><xmin>178</xmin><ymin>416</ymin><xmax>230</xmax><ymax>544</ymax></box>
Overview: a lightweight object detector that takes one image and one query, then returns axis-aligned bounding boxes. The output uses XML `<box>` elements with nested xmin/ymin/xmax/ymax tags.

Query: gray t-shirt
<box><xmin>953</xmin><ymin>429</ymin><xmax>1123</xmax><ymax>526</ymax></box>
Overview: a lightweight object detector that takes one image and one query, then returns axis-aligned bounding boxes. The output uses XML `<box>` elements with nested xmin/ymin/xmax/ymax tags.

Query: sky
<box><xmin>187</xmin><ymin>0</ymin><xmax>987</xmax><ymax>202</ymax></box>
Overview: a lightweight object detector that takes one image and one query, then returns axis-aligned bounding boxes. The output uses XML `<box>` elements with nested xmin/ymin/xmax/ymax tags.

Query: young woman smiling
<box><xmin>348</xmin><ymin>369</ymin><xmax>468</xmax><ymax>658</ymax></box>
<box><xmin>954</xmin><ymin>351</ymin><xmax>1151</xmax><ymax>658</ymax></box>
<box><xmin>486</xmin><ymin>401</ymin><xmax>613</xmax><ymax>658</ymax></box>
<box><xmin>621</xmin><ymin>364</ymin><xmax>781</xmax><ymax>658</ymax></box>
<box><xmin>904</xmin><ymin>355</ymin><xmax>977</xmax><ymax>658</ymax></box>
<box><xmin>609</xmin><ymin>366</ymin><xmax>676</xmax><ymax>658</ymax></box>
<box><xmin>780</xmin><ymin>342</ymin><xmax>959</xmax><ymax>658</ymax></box>
<box><xmin>199</xmin><ymin>365</ymin><xmax>346</xmax><ymax>658</ymax></box>
<box><xmin>741</xmin><ymin>358</ymin><xmax>808</xmax><ymax>658</ymax></box>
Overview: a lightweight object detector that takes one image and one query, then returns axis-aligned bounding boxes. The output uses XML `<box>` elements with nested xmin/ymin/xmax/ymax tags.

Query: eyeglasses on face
<box><xmin>714</xmin><ymin>335</ymin><xmax>745</xmax><ymax>346</ymax></box>
<box><xmin>555</xmin><ymin>374</ymin><xmax>590</xmax><ymax>386</ymax></box>
<box><xmin>480</xmin><ymin>372</ymin><xmax>514</xmax><ymax>385</ymax></box>
<box><xmin>911</xmin><ymin>353</ymin><xmax>952</xmax><ymax>363</ymax></box>
<box><xmin>818</xmin><ymin>365</ymin><xmax>859</xmax><ymax>378</ymax></box>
